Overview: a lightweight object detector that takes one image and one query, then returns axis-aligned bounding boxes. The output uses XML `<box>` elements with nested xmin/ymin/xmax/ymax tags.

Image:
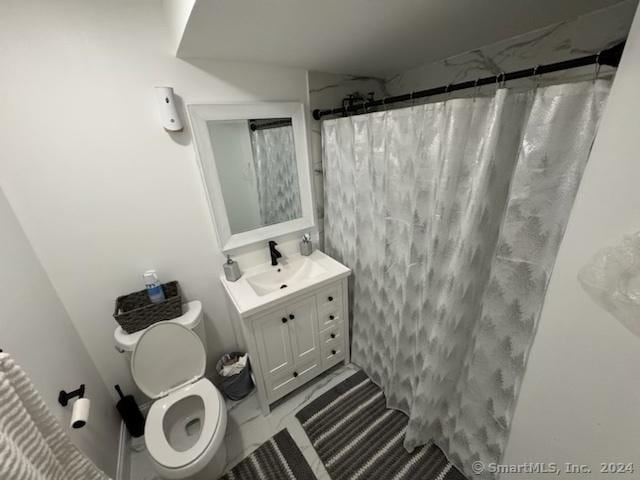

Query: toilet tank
<box><xmin>114</xmin><ymin>300</ymin><xmax>206</xmax><ymax>355</ymax></box>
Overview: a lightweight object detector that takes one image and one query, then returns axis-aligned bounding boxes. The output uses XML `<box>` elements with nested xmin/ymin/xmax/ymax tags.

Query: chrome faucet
<box><xmin>268</xmin><ymin>240</ymin><xmax>282</xmax><ymax>266</ymax></box>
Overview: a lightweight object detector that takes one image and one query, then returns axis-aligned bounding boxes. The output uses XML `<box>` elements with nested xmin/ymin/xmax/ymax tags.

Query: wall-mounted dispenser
<box><xmin>154</xmin><ymin>86</ymin><xmax>183</xmax><ymax>132</ymax></box>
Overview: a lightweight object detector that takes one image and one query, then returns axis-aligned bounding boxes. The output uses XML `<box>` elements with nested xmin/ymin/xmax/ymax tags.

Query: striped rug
<box><xmin>219</xmin><ymin>429</ymin><xmax>316</xmax><ymax>480</ymax></box>
<box><xmin>296</xmin><ymin>370</ymin><xmax>466</xmax><ymax>480</ymax></box>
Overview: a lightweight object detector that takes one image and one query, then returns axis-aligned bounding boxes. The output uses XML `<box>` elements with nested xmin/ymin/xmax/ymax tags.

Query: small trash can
<box><xmin>216</xmin><ymin>352</ymin><xmax>254</xmax><ymax>401</ymax></box>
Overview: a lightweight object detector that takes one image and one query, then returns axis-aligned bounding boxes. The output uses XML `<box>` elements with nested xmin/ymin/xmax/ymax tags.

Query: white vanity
<box><xmin>221</xmin><ymin>251</ymin><xmax>350</xmax><ymax>414</ymax></box>
<box><xmin>188</xmin><ymin>101</ymin><xmax>350</xmax><ymax>414</ymax></box>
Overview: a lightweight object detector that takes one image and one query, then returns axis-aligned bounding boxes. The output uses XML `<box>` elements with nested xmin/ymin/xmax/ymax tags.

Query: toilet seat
<box><xmin>145</xmin><ymin>378</ymin><xmax>224</xmax><ymax>470</ymax></box>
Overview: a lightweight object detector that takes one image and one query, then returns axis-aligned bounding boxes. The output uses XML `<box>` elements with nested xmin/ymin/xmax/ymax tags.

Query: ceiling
<box><xmin>176</xmin><ymin>0</ymin><xmax>627</xmax><ymax>76</ymax></box>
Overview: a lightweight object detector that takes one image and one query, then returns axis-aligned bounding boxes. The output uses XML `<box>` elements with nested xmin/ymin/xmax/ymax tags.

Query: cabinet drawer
<box><xmin>321</xmin><ymin>341</ymin><xmax>345</xmax><ymax>369</ymax></box>
<box><xmin>268</xmin><ymin>357</ymin><xmax>321</xmax><ymax>403</ymax></box>
<box><xmin>318</xmin><ymin>307</ymin><xmax>341</xmax><ymax>331</ymax></box>
<box><xmin>316</xmin><ymin>284</ymin><xmax>343</xmax><ymax>312</ymax></box>
<box><xmin>320</xmin><ymin>323</ymin><xmax>342</xmax><ymax>347</ymax></box>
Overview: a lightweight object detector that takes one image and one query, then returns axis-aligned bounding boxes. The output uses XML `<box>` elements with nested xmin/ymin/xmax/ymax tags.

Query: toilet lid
<box><xmin>131</xmin><ymin>322</ymin><xmax>206</xmax><ymax>399</ymax></box>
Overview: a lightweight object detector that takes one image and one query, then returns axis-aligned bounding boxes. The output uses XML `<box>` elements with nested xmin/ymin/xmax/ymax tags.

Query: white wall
<box><xmin>504</xmin><ymin>5</ymin><xmax>640</xmax><ymax>478</ymax></box>
<box><xmin>0</xmin><ymin>0</ymin><xmax>311</xmax><ymax>399</ymax></box>
<box><xmin>0</xmin><ymin>186</ymin><xmax>120</xmax><ymax>475</ymax></box>
<box><xmin>162</xmin><ymin>0</ymin><xmax>196</xmax><ymax>55</ymax></box>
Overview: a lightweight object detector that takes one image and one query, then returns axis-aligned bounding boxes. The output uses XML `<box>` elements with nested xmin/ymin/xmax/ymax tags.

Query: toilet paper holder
<box><xmin>58</xmin><ymin>384</ymin><xmax>85</xmax><ymax>407</ymax></box>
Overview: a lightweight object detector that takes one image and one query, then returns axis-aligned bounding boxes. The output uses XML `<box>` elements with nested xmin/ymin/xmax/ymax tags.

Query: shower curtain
<box><xmin>323</xmin><ymin>80</ymin><xmax>610</xmax><ymax>478</ymax></box>
<box><xmin>250</xmin><ymin>126</ymin><xmax>302</xmax><ymax>226</ymax></box>
<box><xmin>0</xmin><ymin>353</ymin><xmax>109</xmax><ymax>480</ymax></box>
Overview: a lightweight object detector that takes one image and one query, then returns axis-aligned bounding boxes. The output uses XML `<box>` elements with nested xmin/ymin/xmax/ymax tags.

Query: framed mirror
<box><xmin>188</xmin><ymin>102</ymin><xmax>315</xmax><ymax>252</ymax></box>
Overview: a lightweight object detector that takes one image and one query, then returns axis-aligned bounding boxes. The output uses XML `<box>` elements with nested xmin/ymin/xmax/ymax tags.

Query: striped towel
<box><xmin>0</xmin><ymin>353</ymin><xmax>110</xmax><ymax>480</ymax></box>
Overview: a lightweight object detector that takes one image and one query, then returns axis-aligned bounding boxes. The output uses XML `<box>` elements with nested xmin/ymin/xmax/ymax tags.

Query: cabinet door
<box><xmin>254</xmin><ymin>310</ymin><xmax>295</xmax><ymax>386</ymax></box>
<box><xmin>285</xmin><ymin>297</ymin><xmax>319</xmax><ymax>366</ymax></box>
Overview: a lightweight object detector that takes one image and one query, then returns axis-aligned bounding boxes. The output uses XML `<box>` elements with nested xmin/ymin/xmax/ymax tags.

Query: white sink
<box><xmin>246</xmin><ymin>256</ymin><xmax>328</xmax><ymax>296</ymax></box>
<box><xmin>220</xmin><ymin>250</ymin><xmax>351</xmax><ymax>317</ymax></box>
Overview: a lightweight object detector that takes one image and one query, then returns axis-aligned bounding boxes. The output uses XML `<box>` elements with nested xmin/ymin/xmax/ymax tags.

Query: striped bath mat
<box><xmin>219</xmin><ymin>429</ymin><xmax>316</xmax><ymax>480</ymax></box>
<box><xmin>296</xmin><ymin>370</ymin><xmax>466</xmax><ymax>480</ymax></box>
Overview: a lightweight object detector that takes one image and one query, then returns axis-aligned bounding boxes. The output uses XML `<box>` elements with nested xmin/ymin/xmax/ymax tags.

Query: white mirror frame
<box><xmin>188</xmin><ymin>102</ymin><xmax>316</xmax><ymax>252</ymax></box>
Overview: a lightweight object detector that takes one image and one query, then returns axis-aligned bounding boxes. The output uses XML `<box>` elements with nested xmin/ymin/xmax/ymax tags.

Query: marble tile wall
<box><xmin>385</xmin><ymin>0</ymin><xmax>637</xmax><ymax>96</ymax></box>
<box><xmin>308</xmin><ymin>0</ymin><xmax>638</xmax><ymax>241</ymax></box>
<box><xmin>307</xmin><ymin>73</ymin><xmax>388</xmax><ymax>246</ymax></box>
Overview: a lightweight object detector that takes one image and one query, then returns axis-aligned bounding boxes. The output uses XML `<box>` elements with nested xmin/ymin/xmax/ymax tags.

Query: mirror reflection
<box><xmin>207</xmin><ymin>117</ymin><xmax>302</xmax><ymax>234</ymax></box>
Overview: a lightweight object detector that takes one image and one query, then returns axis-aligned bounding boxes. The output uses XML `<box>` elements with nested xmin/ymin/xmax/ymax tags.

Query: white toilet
<box><xmin>114</xmin><ymin>301</ymin><xmax>228</xmax><ymax>479</ymax></box>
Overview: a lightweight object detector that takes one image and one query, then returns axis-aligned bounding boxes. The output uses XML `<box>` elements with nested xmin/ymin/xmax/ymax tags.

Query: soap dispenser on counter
<box><xmin>223</xmin><ymin>255</ymin><xmax>242</xmax><ymax>282</ymax></box>
<box><xmin>300</xmin><ymin>233</ymin><xmax>313</xmax><ymax>256</ymax></box>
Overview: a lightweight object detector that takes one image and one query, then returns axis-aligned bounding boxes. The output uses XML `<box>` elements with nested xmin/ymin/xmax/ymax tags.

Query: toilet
<box><xmin>114</xmin><ymin>301</ymin><xmax>228</xmax><ymax>479</ymax></box>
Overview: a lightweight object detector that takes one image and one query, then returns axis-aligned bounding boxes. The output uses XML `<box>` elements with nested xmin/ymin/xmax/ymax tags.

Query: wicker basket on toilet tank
<box><xmin>114</xmin><ymin>281</ymin><xmax>183</xmax><ymax>334</ymax></box>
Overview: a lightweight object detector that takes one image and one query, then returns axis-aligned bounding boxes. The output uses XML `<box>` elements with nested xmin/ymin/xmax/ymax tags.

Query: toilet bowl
<box><xmin>131</xmin><ymin>321</ymin><xmax>227</xmax><ymax>479</ymax></box>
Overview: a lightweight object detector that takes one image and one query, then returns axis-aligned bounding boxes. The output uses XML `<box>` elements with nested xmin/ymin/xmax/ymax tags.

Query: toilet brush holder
<box><xmin>114</xmin><ymin>384</ymin><xmax>145</xmax><ymax>438</ymax></box>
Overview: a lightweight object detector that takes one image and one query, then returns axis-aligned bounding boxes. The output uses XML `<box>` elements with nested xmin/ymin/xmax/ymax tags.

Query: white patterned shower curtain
<box><xmin>250</xmin><ymin>126</ymin><xmax>302</xmax><ymax>226</ymax></box>
<box><xmin>323</xmin><ymin>80</ymin><xmax>610</xmax><ymax>478</ymax></box>
<box><xmin>0</xmin><ymin>353</ymin><xmax>110</xmax><ymax>480</ymax></box>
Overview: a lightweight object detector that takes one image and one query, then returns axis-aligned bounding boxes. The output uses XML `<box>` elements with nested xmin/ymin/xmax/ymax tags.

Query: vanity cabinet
<box><xmin>220</xmin><ymin>250</ymin><xmax>351</xmax><ymax>415</ymax></box>
<box><xmin>235</xmin><ymin>278</ymin><xmax>350</xmax><ymax>414</ymax></box>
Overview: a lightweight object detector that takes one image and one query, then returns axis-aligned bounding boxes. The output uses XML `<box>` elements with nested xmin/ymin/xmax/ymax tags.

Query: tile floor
<box><xmin>126</xmin><ymin>363</ymin><xmax>359</xmax><ymax>480</ymax></box>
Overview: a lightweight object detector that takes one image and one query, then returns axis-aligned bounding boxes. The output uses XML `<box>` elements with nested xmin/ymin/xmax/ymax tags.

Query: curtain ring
<box><xmin>532</xmin><ymin>65</ymin><xmax>541</xmax><ymax>88</ymax></box>
<box><xmin>380</xmin><ymin>96</ymin><xmax>389</xmax><ymax>114</ymax></box>
<box><xmin>473</xmin><ymin>78</ymin><xmax>480</xmax><ymax>101</ymax></box>
<box><xmin>410</xmin><ymin>91</ymin><xmax>415</xmax><ymax>107</ymax></box>
<box><xmin>594</xmin><ymin>51</ymin><xmax>602</xmax><ymax>81</ymax></box>
<box><xmin>500</xmin><ymin>72</ymin><xmax>507</xmax><ymax>88</ymax></box>
<box><xmin>342</xmin><ymin>97</ymin><xmax>351</xmax><ymax>117</ymax></box>
<box><xmin>444</xmin><ymin>83</ymin><xmax>451</xmax><ymax>101</ymax></box>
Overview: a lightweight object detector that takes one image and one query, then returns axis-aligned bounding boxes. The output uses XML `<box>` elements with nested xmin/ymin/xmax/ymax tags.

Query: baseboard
<box><xmin>116</xmin><ymin>420</ymin><xmax>129</xmax><ymax>480</ymax></box>
<box><xmin>115</xmin><ymin>401</ymin><xmax>152</xmax><ymax>480</ymax></box>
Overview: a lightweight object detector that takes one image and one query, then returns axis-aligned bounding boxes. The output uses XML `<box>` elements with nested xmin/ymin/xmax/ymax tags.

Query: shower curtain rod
<box><xmin>312</xmin><ymin>41</ymin><xmax>625</xmax><ymax>120</ymax></box>
<box><xmin>249</xmin><ymin>119</ymin><xmax>292</xmax><ymax>131</ymax></box>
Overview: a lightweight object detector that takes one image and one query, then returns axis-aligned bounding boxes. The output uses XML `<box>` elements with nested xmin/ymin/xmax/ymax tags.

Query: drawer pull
<box><xmin>329</xmin><ymin>315</ymin><xmax>335</xmax><ymax>320</ymax></box>
<box><xmin>281</xmin><ymin>317</ymin><xmax>288</xmax><ymax>324</ymax></box>
<box><xmin>330</xmin><ymin>333</ymin><xmax>336</xmax><ymax>339</ymax></box>
<box><xmin>328</xmin><ymin>296</ymin><xmax>334</xmax><ymax>301</ymax></box>
<box><xmin>331</xmin><ymin>350</ymin><xmax>337</xmax><ymax>355</ymax></box>
<box><xmin>289</xmin><ymin>314</ymin><xmax>295</xmax><ymax>320</ymax></box>
<box><xmin>293</xmin><ymin>371</ymin><xmax>298</xmax><ymax>378</ymax></box>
